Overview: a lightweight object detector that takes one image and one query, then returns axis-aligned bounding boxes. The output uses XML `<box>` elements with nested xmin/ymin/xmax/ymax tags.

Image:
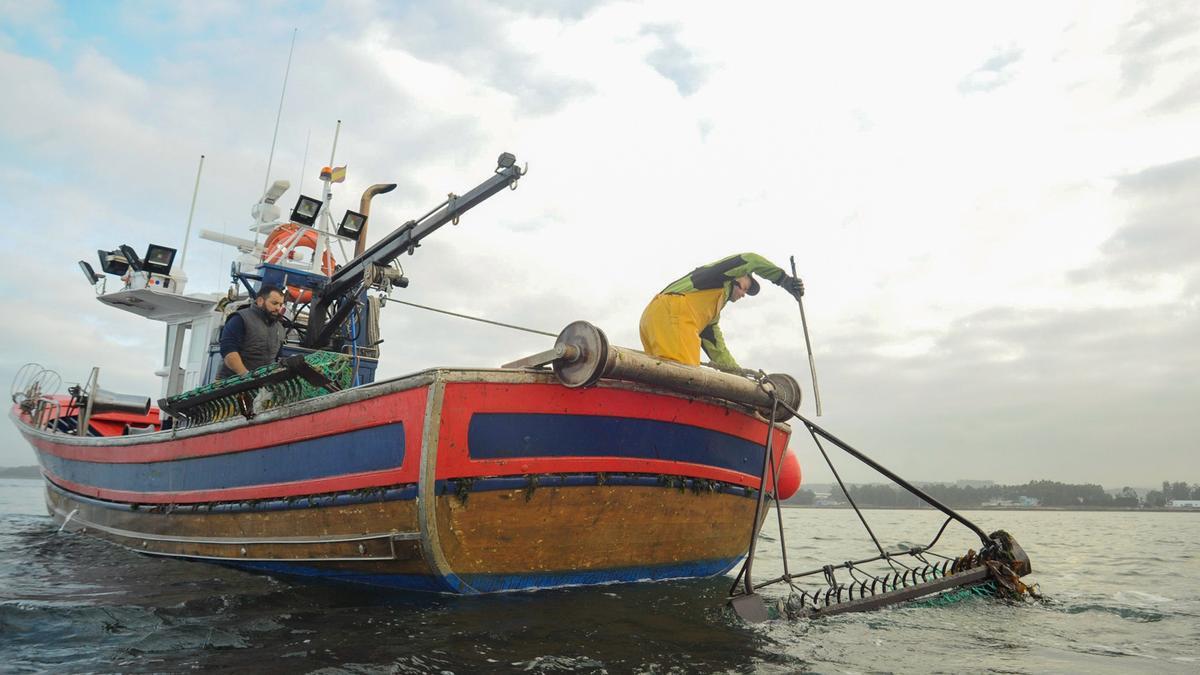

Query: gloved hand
<box><xmin>780</xmin><ymin>274</ymin><xmax>805</xmax><ymax>298</ymax></box>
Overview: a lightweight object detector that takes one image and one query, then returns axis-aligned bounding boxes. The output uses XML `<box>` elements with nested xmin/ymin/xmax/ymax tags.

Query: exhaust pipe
<box><xmin>355</xmin><ymin>183</ymin><xmax>398</xmax><ymax>257</ymax></box>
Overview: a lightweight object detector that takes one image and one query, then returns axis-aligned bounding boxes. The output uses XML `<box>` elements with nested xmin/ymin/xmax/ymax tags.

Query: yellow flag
<box><xmin>329</xmin><ymin>165</ymin><xmax>347</xmax><ymax>183</ymax></box>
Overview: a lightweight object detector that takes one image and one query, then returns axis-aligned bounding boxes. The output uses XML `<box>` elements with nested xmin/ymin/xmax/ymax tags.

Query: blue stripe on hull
<box><xmin>468</xmin><ymin>413</ymin><xmax>765</xmax><ymax>474</ymax></box>
<box><xmin>220</xmin><ymin>558</ymin><xmax>743</xmax><ymax>594</ymax></box>
<box><xmin>45</xmin><ymin>478</ymin><xmax>419</xmax><ymax>512</ymax></box>
<box><xmin>38</xmin><ymin>423</ymin><xmax>405</xmax><ymax>492</ymax></box>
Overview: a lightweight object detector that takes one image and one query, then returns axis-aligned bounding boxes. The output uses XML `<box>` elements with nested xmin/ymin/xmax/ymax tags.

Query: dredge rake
<box><xmin>157</xmin><ymin>352</ymin><xmax>352</xmax><ymax>428</ymax></box>
<box><xmin>728</xmin><ymin>391</ymin><xmax>1038</xmax><ymax>623</ymax></box>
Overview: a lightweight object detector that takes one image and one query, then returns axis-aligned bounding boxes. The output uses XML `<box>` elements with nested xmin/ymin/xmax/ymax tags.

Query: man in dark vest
<box><xmin>215</xmin><ymin>284</ymin><xmax>288</xmax><ymax>380</ymax></box>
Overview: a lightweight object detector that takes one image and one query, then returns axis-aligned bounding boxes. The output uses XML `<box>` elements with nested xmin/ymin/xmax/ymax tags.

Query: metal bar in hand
<box><xmin>789</xmin><ymin>256</ymin><xmax>821</xmax><ymax>416</ymax></box>
<box><xmin>732</xmin><ymin>397</ymin><xmax>780</xmax><ymax>597</ymax></box>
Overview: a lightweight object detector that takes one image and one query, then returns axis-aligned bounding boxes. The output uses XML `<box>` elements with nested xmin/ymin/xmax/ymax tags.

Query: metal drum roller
<box><xmin>545</xmin><ymin>321</ymin><xmax>801</xmax><ymax>421</ymax></box>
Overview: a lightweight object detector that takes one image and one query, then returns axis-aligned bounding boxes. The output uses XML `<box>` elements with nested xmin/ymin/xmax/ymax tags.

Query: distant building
<box><xmin>954</xmin><ymin>480</ymin><xmax>996</xmax><ymax>489</ymax></box>
<box><xmin>982</xmin><ymin>496</ymin><xmax>1039</xmax><ymax>508</ymax></box>
<box><xmin>813</xmin><ymin>492</ymin><xmax>840</xmax><ymax>506</ymax></box>
<box><xmin>1166</xmin><ymin>500</ymin><xmax>1200</xmax><ymax>509</ymax></box>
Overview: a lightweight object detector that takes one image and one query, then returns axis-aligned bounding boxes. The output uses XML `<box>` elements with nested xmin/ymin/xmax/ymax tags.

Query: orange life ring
<box><xmin>261</xmin><ymin>223</ymin><xmax>335</xmax><ymax>303</ymax></box>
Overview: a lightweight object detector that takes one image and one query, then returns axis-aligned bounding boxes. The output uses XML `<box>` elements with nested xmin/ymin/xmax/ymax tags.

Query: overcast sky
<box><xmin>1</xmin><ymin>1</ymin><xmax>1196</xmax><ymax>488</ymax></box>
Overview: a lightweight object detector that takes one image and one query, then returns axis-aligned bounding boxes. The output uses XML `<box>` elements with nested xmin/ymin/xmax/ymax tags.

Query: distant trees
<box><xmin>1145</xmin><ymin>481</ymin><xmax>1200</xmax><ymax>507</ymax></box>
<box><xmin>807</xmin><ymin>479</ymin><xmax>1198</xmax><ymax>509</ymax></box>
<box><xmin>789</xmin><ymin>488</ymin><xmax>816</xmax><ymax>505</ymax></box>
<box><xmin>1165</xmin><ymin>481</ymin><xmax>1193</xmax><ymax>500</ymax></box>
<box><xmin>1112</xmin><ymin>487</ymin><xmax>1139</xmax><ymax>508</ymax></box>
<box><xmin>1144</xmin><ymin>490</ymin><xmax>1167</xmax><ymax>508</ymax></box>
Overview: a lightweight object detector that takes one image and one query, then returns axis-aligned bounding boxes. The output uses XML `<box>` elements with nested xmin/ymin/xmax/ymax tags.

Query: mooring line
<box><xmin>389</xmin><ymin>299</ymin><xmax>557</xmax><ymax>337</ymax></box>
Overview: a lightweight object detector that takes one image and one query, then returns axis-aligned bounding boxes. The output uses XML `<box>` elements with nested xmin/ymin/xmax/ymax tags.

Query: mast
<box><xmin>313</xmin><ymin>120</ymin><xmax>341</xmax><ymax>274</ymax></box>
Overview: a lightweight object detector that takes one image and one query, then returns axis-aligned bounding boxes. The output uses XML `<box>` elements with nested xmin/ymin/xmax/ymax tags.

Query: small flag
<box><xmin>328</xmin><ymin>165</ymin><xmax>347</xmax><ymax>183</ymax></box>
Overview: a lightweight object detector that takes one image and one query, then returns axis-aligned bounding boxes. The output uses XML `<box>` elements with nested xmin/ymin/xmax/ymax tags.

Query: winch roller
<box><xmin>505</xmin><ymin>321</ymin><xmax>802</xmax><ymax>421</ymax></box>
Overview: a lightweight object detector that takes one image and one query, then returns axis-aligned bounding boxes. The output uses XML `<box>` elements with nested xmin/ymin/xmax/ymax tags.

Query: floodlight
<box><xmin>497</xmin><ymin>152</ymin><xmax>516</xmax><ymax>169</ymax></box>
<box><xmin>119</xmin><ymin>245</ymin><xmax>144</xmax><ymax>272</ymax></box>
<box><xmin>97</xmin><ymin>249</ymin><xmax>130</xmax><ymax>275</ymax></box>
<box><xmin>143</xmin><ymin>244</ymin><xmax>177</xmax><ymax>275</ymax></box>
<box><xmin>337</xmin><ymin>210</ymin><xmax>367</xmax><ymax>240</ymax></box>
<box><xmin>78</xmin><ymin>260</ymin><xmax>101</xmax><ymax>285</ymax></box>
<box><xmin>290</xmin><ymin>195</ymin><xmax>323</xmax><ymax>226</ymax></box>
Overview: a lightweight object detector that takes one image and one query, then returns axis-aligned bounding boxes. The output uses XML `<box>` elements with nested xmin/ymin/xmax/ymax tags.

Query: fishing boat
<box><xmin>9</xmin><ymin>150</ymin><xmax>810</xmax><ymax>594</ymax></box>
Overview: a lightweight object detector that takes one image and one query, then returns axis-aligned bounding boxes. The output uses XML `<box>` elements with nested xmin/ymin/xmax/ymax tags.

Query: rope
<box><xmin>365</xmin><ymin>294</ymin><xmax>382</xmax><ymax>356</ymax></box>
<box><xmin>389</xmin><ymin>299</ymin><xmax>557</xmax><ymax>338</ymax></box>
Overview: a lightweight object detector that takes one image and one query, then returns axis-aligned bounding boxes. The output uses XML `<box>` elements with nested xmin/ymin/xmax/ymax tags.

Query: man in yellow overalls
<box><xmin>639</xmin><ymin>253</ymin><xmax>804</xmax><ymax>370</ymax></box>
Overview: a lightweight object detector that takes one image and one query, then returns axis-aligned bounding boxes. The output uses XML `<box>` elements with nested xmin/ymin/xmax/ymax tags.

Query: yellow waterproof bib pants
<box><xmin>638</xmin><ymin>288</ymin><xmax>726</xmax><ymax>366</ymax></box>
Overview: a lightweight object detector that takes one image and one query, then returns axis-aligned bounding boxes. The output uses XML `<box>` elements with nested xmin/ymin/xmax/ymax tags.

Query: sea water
<box><xmin>1</xmin><ymin>478</ymin><xmax>1197</xmax><ymax>673</ymax></box>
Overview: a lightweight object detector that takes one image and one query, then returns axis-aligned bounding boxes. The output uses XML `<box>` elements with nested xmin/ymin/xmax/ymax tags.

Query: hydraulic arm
<box><xmin>303</xmin><ymin>153</ymin><xmax>525</xmax><ymax>350</ymax></box>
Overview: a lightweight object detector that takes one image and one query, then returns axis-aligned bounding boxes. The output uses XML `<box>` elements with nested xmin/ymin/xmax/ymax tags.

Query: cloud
<box><xmin>641</xmin><ymin>23</ymin><xmax>709</xmax><ymax>96</ymax></box>
<box><xmin>1069</xmin><ymin>155</ymin><xmax>1200</xmax><ymax>287</ymax></box>
<box><xmin>757</xmin><ymin>300</ymin><xmax>1200</xmax><ymax>486</ymax></box>
<box><xmin>363</xmin><ymin>1</ymin><xmax>594</xmax><ymax>115</ymax></box>
<box><xmin>958</xmin><ymin>45</ymin><xmax>1023</xmax><ymax>94</ymax></box>
<box><xmin>1111</xmin><ymin>0</ymin><xmax>1200</xmax><ymax>95</ymax></box>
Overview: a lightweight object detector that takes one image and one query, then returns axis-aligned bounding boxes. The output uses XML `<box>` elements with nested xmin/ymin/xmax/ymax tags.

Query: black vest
<box><xmin>216</xmin><ymin>306</ymin><xmax>286</xmax><ymax>379</ymax></box>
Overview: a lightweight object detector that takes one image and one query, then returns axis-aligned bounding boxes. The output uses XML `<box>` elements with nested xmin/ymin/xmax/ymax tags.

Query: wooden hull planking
<box><xmin>16</xmin><ymin>369</ymin><xmax>792</xmax><ymax>593</ymax></box>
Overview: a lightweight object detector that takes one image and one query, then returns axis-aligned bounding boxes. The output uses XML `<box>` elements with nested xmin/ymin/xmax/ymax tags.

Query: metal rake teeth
<box><xmin>780</xmin><ymin>555</ymin><xmax>974</xmax><ymax>616</ymax></box>
<box><xmin>158</xmin><ymin>352</ymin><xmax>351</xmax><ymax>429</ymax></box>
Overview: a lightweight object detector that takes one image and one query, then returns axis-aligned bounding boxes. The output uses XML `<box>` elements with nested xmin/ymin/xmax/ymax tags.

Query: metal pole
<box><xmin>313</xmin><ymin>120</ymin><xmax>340</xmax><ymax>274</ymax></box>
<box><xmin>177</xmin><ymin>154</ymin><xmax>205</xmax><ymax>274</ymax></box>
<box><xmin>327</xmin><ymin>119</ymin><xmax>341</xmax><ymax>169</ymax></box>
<box><xmin>790</xmin><ymin>255</ymin><xmax>822</xmax><ymax>416</ymax></box>
<box><xmin>257</xmin><ymin>28</ymin><xmax>298</xmax><ymax>249</ymax></box>
<box><xmin>262</xmin><ymin>28</ymin><xmax>297</xmax><ymax>199</ymax></box>
<box><xmin>741</xmin><ymin>397</ymin><xmax>779</xmax><ymax>595</ymax></box>
<box><xmin>165</xmin><ymin>323</ymin><xmax>189</xmax><ymax>398</ymax></box>
<box><xmin>298</xmin><ymin>129</ymin><xmax>311</xmax><ymax>197</ymax></box>
<box><xmin>794</xmin><ymin>410</ymin><xmax>993</xmax><ymax>547</ymax></box>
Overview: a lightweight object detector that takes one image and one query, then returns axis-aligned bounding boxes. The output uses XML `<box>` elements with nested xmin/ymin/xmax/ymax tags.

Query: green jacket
<box><xmin>661</xmin><ymin>253</ymin><xmax>788</xmax><ymax>369</ymax></box>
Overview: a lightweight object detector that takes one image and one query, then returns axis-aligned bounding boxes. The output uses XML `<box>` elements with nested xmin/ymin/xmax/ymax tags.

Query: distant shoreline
<box><xmin>1</xmin><ymin>471</ymin><xmax>1194</xmax><ymax>513</ymax></box>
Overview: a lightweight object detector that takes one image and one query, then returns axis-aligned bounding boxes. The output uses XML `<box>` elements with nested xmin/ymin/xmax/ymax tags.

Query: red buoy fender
<box><xmin>775</xmin><ymin>447</ymin><xmax>802</xmax><ymax>500</ymax></box>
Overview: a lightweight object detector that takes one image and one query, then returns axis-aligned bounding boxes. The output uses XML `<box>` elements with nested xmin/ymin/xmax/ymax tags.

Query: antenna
<box><xmin>298</xmin><ymin>129</ymin><xmax>311</xmax><ymax>196</ymax></box>
<box><xmin>177</xmin><ymin>154</ymin><xmax>205</xmax><ymax>274</ymax></box>
<box><xmin>327</xmin><ymin>118</ymin><xmax>341</xmax><ymax>169</ymax></box>
<box><xmin>257</xmin><ymin>28</ymin><xmax>298</xmax><ymax>246</ymax></box>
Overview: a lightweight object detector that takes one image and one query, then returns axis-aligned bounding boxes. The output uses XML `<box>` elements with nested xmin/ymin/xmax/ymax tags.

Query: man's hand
<box><xmin>224</xmin><ymin>352</ymin><xmax>249</xmax><ymax>376</ymax></box>
<box><xmin>781</xmin><ymin>275</ymin><xmax>805</xmax><ymax>299</ymax></box>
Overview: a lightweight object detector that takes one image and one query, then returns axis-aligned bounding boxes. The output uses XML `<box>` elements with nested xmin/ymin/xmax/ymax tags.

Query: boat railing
<box><xmin>31</xmin><ymin>396</ymin><xmax>63</xmax><ymax>434</ymax></box>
